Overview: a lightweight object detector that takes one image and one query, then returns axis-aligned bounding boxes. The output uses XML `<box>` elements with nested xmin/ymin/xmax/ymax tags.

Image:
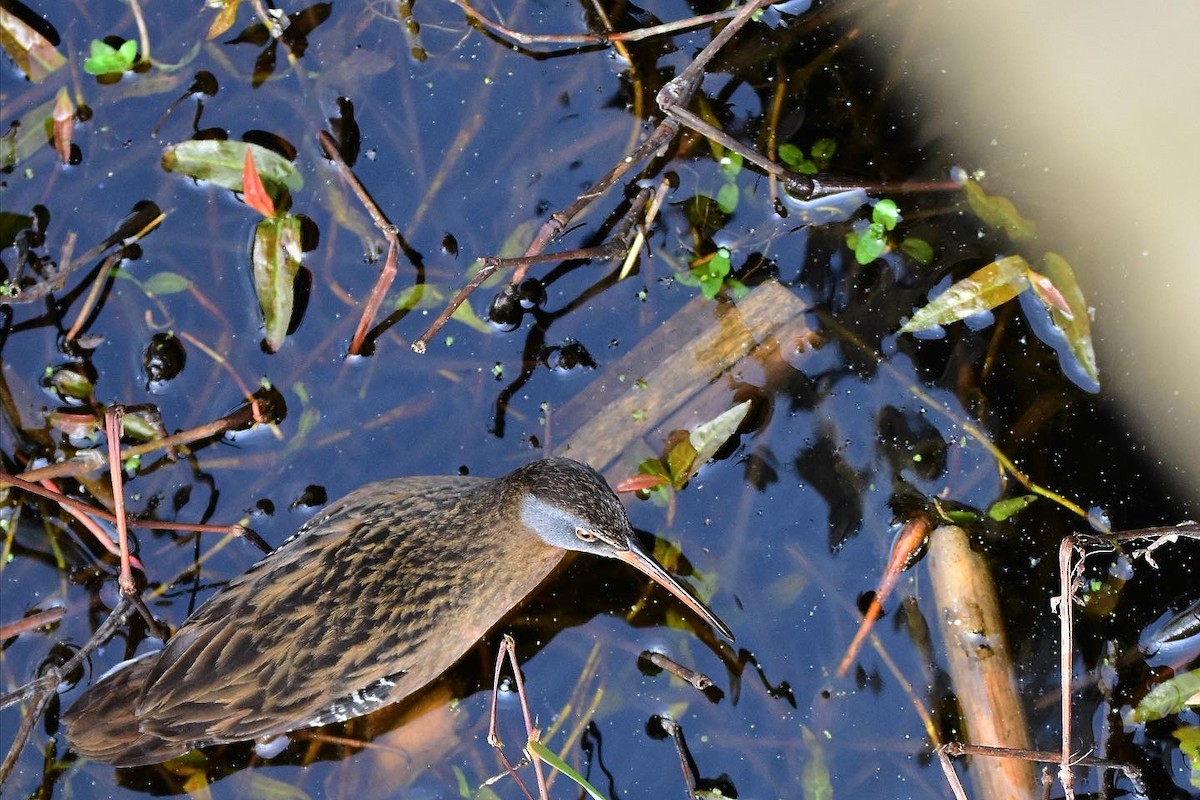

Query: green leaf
<box><xmin>690</xmin><ymin>247</ymin><xmax>732</xmax><ymax>300</ymax></box>
<box><xmin>810</xmin><ymin>137</ymin><xmax>837</xmax><ymax>167</ymax></box>
<box><xmin>872</xmin><ymin>198</ymin><xmax>900</xmax><ymax>230</ymax></box>
<box><xmin>851</xmin><ymin>224</ymin><xmax>887</xmax><ymax>265</ymax></box>
<box><xmin>801</xmin><ymin>726</ymin><xmax>834</xmax><ymax>800</ymax></box>
<box><xmin>900</xmin><ymin>255</ymin><xmax>1031</xmax><ymax>333</ymax></box>
<box><xmin>142</xmin><ymin>271</ymin><xmax>193</xmax><ymax>295</ymax></box>
<box><xmin>716</xmin><ymin>181</ymin><xmax>739</xmax><ymax>214</ymax></box>
<box><xmin>0</xmin><ymin>96</ymin><xmax>58</xmax><ymax>170</ymax></box>
<box><xmin>964</xmin><ymin>179</ymin><xmax>1037</xmax><ymax>242</ymax></box>
<box><xmin>1130</xmin><ymin>669</ymin><xmax>1200</xmax><ymax>723</ymax></box>
<box><xmin>83</xmin><ymin>39</ymin><xmax>138</xmax><ymax>76</ymax></box>
<box><xmin>394</xmin><ymin>283</ymin><xmax>492</xmax><ymax>335</ymax></box>
<box><xmin>718</xmin><ymin>150</ymin><xmax>742</xmax><ymax>180</ymax></box>
<box><xmin>900</xmin><ymin>236</ymin><xmax>933</xmax><ymax>264</ymax></box>
<box><xmin>666</xmin><ymin>437</ymin><xmax>699</xmax><ymax>489</ymax></box>
<box><xmin>163</xmin><ymin>140</ymin><xmax>303</xmax><ymax>194</ymax></box>
<box><xmin>252</xmin><ymin>215</ymin><xmax>303</xmax><ymax>352</ymax></box>
<box><xmin>526</xmin><ymin>740</ymin><xmax>609</xmax><ymax>800</ymax></box>
<box><xmin>778</xmin><ymin>143</ymin><xmax>804</xmax><ymax>168</ymax></box>
<box><xmin>1173</xmin><ymin>727</ymin><xmax>1200</xmax><ymax>790</ymax></box>
<box><xmin>1038</xmin><ymin>252</ymin><xmax>1098</xmax><ymax>386</ymax></box>
<box><xmin>987</xmin><ymin>494</ymin><xmax>1038</xmax><ymax>521</ymax></box>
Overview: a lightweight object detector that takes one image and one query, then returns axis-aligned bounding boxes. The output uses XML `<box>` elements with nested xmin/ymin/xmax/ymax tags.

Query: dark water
<box><xmin>2</xmin><ymin>2</ymin><xmax>1196</xmax><ymax>798</ymax></box>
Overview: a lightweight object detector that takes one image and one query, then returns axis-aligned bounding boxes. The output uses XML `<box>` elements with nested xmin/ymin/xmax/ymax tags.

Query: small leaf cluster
<box><xmin>845</xmin><ymin>199</ymin><xmax>932</xmax><ymax>266</ymax></box>
<box><xmin>83</xmin><ymin>39</ymin><xmax>138</xmax><ymax>76</ymax></box>
<box><xmin>778</xmin><ymin>137</ymin><xmax>837</xmax><ymax>175</ymax></box>
<box><xmin>677</xmin><ymin>247</ymin><xmax>746</xmax><ymax>301</ymax></box>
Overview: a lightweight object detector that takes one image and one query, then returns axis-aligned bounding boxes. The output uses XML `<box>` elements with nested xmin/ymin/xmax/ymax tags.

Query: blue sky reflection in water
<box><xmin>1</xmin><ymin>2</ymin><xmax>1197</xmax><ymax>799</ymax></box>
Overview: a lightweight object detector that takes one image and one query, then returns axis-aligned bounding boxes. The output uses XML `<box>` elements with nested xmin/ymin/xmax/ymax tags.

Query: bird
<box><xmin>63</xmin><ymin>457</ymin><xmax>732</xmax><ymax>767</ymax></box>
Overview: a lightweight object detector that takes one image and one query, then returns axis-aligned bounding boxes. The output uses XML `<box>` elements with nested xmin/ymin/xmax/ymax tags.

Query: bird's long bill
<box><xmin>615</xmin><ymin>538</ymin><xmax>735</xmax><ymax>641</ymax></box>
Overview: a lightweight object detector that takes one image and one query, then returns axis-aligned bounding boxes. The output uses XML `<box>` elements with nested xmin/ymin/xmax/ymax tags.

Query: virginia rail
<box><xmin>64</xmin><ymin>457</ymin><xmax>731</xmax><ymax>766</ymax></box>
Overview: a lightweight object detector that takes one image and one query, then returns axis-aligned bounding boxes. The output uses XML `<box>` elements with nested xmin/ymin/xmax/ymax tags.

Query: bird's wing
<box><xmin>133</xmin><ymin>476</ymin><xmax>494</xmax><ymax>745</ymax></box>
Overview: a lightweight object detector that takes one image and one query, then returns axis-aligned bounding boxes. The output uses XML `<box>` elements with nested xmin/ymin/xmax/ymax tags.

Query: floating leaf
<box><xmin>873</xmin><ymin>198</ymin><xmax>900</xmax><ymax>231</ymax></box>
<box><xmin>964</xmin><ymin>179</ymin><xmax>1037</xmax><ymax>241</ymax></box>
<box><xmin>849</xmin><ymin>221</ymin><xmax>888</xmax><ymax>265</ymax></box>
<box><xmin>689</xmin><ymin>399</ymin><xmax>752</xmax><ymax>469</ymax></box>
<box><xmin>252</xmin><ymin>215</ymin><xmax>303</xmax><ymax>352</ymax></box>
<box><xmin>1038</xmin><ymin>252</ymin><xmax>1098</xmax><ymax>386</ymax></box>
<box><xmin>163</xmin><ymin>139</ymin><xmax>303</xmax><ymax>194</ymax></box>
<box><xmin>900</xmin><ymin>255</ymin><xmax>1030</xmax><ymax>333</ymax></box>
<box><xmin>83</xmin><ymin>38</ymin><xmax>137</xmax><ymax>76</ymax></box>
<box><xmin>0</xmin><ymin>8</ymin><xmax>67</xmax><ymax>82</ymax></box>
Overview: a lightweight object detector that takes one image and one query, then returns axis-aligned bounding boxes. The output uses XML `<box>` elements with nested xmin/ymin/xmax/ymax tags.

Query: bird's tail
<box><xmin>62</xmin><ymin>652</ymin><xmax>191</xmax><ymax>767</ymax></box>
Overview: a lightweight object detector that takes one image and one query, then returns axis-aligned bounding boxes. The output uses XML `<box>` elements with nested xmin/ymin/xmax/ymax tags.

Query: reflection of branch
<box><xmin>317</xmin><ymin>130</ymin><xmax>413</xmax><ymax>356</ymax></box>
<box><xmin>446</xmin><ymin>0</ymin><xmax>745</xmax><ymax>50</ymax></box>
<box><xmin>411</xmin><ymin>123</ymin><xmax>668</xmax><ymax>352</ymax></box>
<box><xmin>0</xmin><ymin>599</ymin><xmax>135</xmax><ymax>785</ymax></box>
<box><xmin>9</xmin><ymin>390</ymin><xmax>274</xmax><ymax>484</ymax></box>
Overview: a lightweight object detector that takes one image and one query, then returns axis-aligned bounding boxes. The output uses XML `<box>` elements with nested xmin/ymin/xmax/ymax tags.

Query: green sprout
<box><xmin>83</xmin><ymin>39</ymin><xmax>138</xmax><ymax>76</ymax></box>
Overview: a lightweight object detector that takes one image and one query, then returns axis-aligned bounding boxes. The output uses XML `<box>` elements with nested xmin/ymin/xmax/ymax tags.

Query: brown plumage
<box><xmin>64</xmin><ymin>457</ymin><xmax>730</xmax><ymax>766</ymax></box>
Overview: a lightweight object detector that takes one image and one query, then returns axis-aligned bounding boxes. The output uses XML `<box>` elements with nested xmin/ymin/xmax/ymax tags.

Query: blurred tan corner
<box><xmin>858</xmin><ymin>1</ymin><xmax>1200</xmax><ymax>501</ymax></box>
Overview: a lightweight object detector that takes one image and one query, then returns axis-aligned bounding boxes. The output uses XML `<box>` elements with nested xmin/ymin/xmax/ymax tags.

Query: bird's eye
<box><xmin>575</xmin><ymin>528</ymin><xmax>596</xmax><ymax>542</ymax></box>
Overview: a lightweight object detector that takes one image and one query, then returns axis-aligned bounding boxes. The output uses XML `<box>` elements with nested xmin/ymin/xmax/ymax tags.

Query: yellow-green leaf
<box><xmin>1131</xmin><ymin>669</ymin><xmax>1200</xmax><ymax>723</ymax></box>
<box><xmin>252</xmin><ymin>215</ymin><xmax>303</xmax><ymax>352</ymax></box>
<box><xmin>964</xmin><ymin>179</ymin><xmax>1037</xmax><ymax>241</ymax></box>
<box><xmin>801</xmin><ymin>726</ymin><xmax>834</xmax><ymax>800</ymax></box>
<box><xmin>1038</xmin><ymin>252</ymin><xmax>1098</xmax><ymax>386</ymax></box>
<box><xmin>987</xmin><ymin>494</ymin><xmax>1038</xmax><ymax>521</ymax></box>
<box><xmin>900</xmin><ymin>255</ymin><xmax>1030</xmax><ymax>333</ymax></box>
<box><xmin>163</xmin><ymin>140</ymin><xmax>302</xmax><ymax>194</ymax></box>
<box><xmin>526</xmin><ymin>740</ymin><xmax>608</xmax><ymax>800</ymax></box>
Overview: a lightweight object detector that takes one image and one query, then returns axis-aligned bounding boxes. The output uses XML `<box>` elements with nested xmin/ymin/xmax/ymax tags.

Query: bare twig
<box><xmin>486</xmin><ymin>634</ymin><xmax>545</xmax><ymax>800</ymax></box>
<box><xmin>0</xmin><ymin>599</ymin><xmax>135</xmax><ymax>785</ymax></box>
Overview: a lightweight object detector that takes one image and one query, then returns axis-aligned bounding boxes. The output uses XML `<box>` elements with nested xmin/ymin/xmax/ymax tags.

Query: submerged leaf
<box><xmin>252</xmin><ymin>215</ymin><xmax>303</xmax><ymax>351</ymax></box>
<box><xmin>0</xmin><ymin>8</ymin><xmax>67</xmax><ymax>82</ymax></box>
<box><xmin>900</xmin><ymin>255</ymin><xmax>1030</xmax><ymax>333</ymax></box>
<box><xmin>163</xmin><ymin>139</ymin><xmax>303</xmax><ymax>194</ymax></box>
<box><xmin>964</xmin><ymin>179</ymin><xmax>1037</xmax><ymax>241</ymax></box>
<box><xmin>988</xmin><ymin>494</ymin><xmax>1038</xmax><ymax>521</ymax></box>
